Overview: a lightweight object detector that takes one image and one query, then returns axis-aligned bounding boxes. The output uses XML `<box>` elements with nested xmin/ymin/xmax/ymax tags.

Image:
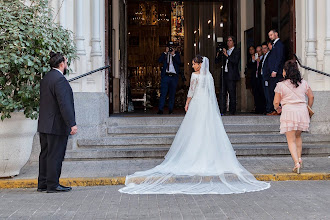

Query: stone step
<box><xmin>65</xmin><ymin>144</ymin><xmax>330</xmax><ymax>159</ymax></box>
<box><xmin>77</xmin><ymin>134</ymin><xmax>330</xmax><ymax>148</ymax></box>
<box><xmin>107</xmin><ymin>115</ymin><xmax>280</xmax><ymax>126</ymax></box>
<box><xmin>107</xmin><ymin>124</ymin><xmax>280</xmax><ymax>136</ymax></box>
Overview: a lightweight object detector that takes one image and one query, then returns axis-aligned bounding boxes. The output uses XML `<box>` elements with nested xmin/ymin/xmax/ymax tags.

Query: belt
<box><xmin>166</xmin><ymin>72</ymin><xmax>177</xmax><ymax>77</ymax></box>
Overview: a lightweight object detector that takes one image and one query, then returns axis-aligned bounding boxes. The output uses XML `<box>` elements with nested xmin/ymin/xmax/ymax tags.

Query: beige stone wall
<box><xmin>295</xmin><ymin>0</ymin><xmax>330</xmax><ymax>91</ymax></box>
<box><xmin>48</xmin><ymin>0</ymin><xmax>106</xmax><ymax>93</ymax></box>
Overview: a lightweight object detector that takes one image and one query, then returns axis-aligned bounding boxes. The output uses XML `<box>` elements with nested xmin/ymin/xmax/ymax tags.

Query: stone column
<box><xmin>306</xmin><ymin>0</ymin><xmax>317</xmax><ymax>57</ymax></box>
<box><xmin>91</xmin><ymin>0</ymin><xmax>102</xmax><ymax>57</ymax></box>
<box><xmin>75</xmin><ymin>0</ymin><xmax>86</xmax><ymax>55</ymax></box>
<box><xmin>305</xmin><ymin>0</ymin><xmax>317</xmax><ymax>86</ymax></box>
<box><xmin>325</xmin><ymin>1</ymin><xmax>330</xmax><ymax>55</ymax></box>
<box><xmin>71</xmin><ymin>0</ymin><xmax>87</xmax><ymax>92</ymax></box>
<box><xmin>59</xmin><ymin>0</ymin><xmax>66</xmax><ymax>28</ymax></box>
<box><xmin>90</xmin><ymin>0</ymin><xmax>103</xmax><ymax>93</ymax></box>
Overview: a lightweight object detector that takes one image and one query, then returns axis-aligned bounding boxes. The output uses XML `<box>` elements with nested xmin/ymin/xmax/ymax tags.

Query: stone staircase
<box><xmin>65</xmin><ymin>115</ymin><xmax>330</xmax><ymax>160</ymax></box>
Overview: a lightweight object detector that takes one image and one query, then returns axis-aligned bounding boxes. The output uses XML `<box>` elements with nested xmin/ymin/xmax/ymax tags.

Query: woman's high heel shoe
<box><xmin>292</xmin><ymin>163</ymin><xmax>301</xmax><ymax>174</ymax></box>
<box><xmin>298</xmin><ymin>158</ymin><xmax>303</xmax><ymax>169</ymax></box>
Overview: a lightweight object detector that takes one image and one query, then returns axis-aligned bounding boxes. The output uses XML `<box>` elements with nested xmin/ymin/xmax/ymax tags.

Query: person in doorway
<box><xmin>261</xmin><ymin>42</ymin><xmax>273</xmax><ymax>114</ymax></box>
<box><xmin>253</xmin><ymin>45</ymin><xmax>266</xmax><ymax>114</ymax></box>
<box><xmin>37</xmin><ymin>52</ymin><xmax>77</xmax><ymax>193</ymax></box>
<box><xmin>267</xmin><ymin>29</ymin><xmax>285</xmax><ymax>115</ymax></box>
<box><xmin>157</xmin><ymin>42</ymin><xmax>182</xmax><ymax>114</ymax></box>
<box><xmin>273</xmin><ymin>60</ymin><xmax>314</xmax><ymax>174</ymax></box>
<box><xmin>244</xmin><ymin>46</ymin><xmax>257</xmax><ymax>93</ymax></box>
<box><xmin>219</xmin><ymin>36</ymin><xmax>241</xmax><ymax>115</ymax></box>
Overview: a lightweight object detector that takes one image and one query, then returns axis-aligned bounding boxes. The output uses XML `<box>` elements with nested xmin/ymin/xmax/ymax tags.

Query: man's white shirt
<box><xmin>225</xmin><ymin>47</ymin><xmax>235</xmax><ymax>72</ymax></box>
<box><xmin>53</xmin><ymin>68</ymin><xmax>63</xmax><ymax>75</ymax></box>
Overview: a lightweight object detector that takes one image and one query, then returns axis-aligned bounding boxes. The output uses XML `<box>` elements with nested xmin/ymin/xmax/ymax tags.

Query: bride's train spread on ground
<box><xmin>119</xmin><ymin>57</ymin><xmax>270</xmax><ymax>194</ymax></box>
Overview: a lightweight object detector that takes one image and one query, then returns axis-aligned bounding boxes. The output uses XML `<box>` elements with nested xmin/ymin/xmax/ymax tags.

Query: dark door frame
<box><xmin>105</xmin><ymin>0</ymin><xmax>113</xmax><ymax>115</ymax></box>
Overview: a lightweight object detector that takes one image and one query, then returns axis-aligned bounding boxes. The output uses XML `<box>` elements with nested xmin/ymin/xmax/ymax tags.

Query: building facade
<box><xmin>48</xmin><ymin>0</ymin><xmax>329</xmax><ymax>134</ymax></box>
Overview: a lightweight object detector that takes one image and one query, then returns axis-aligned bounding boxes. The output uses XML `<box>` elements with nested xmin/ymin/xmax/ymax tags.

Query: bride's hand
<box><xmin>185</xmin><ymin>103</ymin><xmax>189</xmax><ymax>112</ymax></box>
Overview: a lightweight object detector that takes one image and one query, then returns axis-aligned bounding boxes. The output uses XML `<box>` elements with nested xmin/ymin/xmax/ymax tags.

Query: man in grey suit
<box><xmin>37</xmin><ymin>52</ymin><xmax>77</xmax><ymax>193</ymax></box>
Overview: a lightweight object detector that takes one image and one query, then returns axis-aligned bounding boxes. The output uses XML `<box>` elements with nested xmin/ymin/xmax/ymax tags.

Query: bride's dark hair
<box><xmin>193</xmin><ymin>54</ymin><xmax>203</xmax><ymax>64</ymax></box>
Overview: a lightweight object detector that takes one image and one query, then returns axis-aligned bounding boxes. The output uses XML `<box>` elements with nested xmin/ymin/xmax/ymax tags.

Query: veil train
<box><xmin>119</xmin><ymin>57</ymin><xmax>270</xmax><ymax>194</ymax></box>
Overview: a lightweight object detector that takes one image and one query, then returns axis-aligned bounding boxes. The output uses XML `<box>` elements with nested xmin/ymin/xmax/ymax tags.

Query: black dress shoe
<box><xmin>157</xmin><ymin>110</ymin><xmax>163</xmax><ymax>115</ymax></box>
<box><xmin>168</xmin><ymin>110</ymin><xmax>173</xmax><ymax>114</ymax></box>
<box><xmin>47</xmin><ymin>185</ymin><xmax>72</xmax><ymax>193</ymax></box>
<box><xmin>37</xmin><ymin>188</ymin><xmax>47</xmax><ymax>192</ymax></box>
<box><xmin>59</xmin><ymin>184</ymin><xmax>72</xmax><ymax>190</ymax></box>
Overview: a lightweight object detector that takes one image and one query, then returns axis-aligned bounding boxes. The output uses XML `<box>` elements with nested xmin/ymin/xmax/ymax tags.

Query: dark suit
<box><xmin>37</xmin><ymin>69</ymin><xmax>76</xmax><ymax>190</ymax></box>
<box><xmin>253</xmin><ymin>57</ymin><xmax>266</xmax><ymax>113</ymax></box>
<box><xmin>158</xmin><ymin>51</ymin><xmax>181</xmax><ymax>112</ymax></box>
<box><xmin>266</xmin><ymin>39</ymin><xmax>285</xmax><ymax>112</ymax></box>
<box><xmin>261</xmin><ymin>51</ymin><xmax>273</xmax><ymax>113</ymax></box>
<box><xmin>216</xmin><ymin>47</ymin><xmax>241</xmax><ymax>114</ymax></box>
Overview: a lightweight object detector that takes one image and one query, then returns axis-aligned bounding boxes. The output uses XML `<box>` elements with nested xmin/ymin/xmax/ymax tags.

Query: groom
<box><xmin>37</xmin><ymin>52</ymin><xmax>77</xmax><ymax>193</ymax></box>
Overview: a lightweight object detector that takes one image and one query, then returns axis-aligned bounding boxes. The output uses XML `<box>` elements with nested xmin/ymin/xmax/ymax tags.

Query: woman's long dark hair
<box><xmin>248</xmin><ymin>46</ymin><xmax>255</xmax><ymax>63</ymax></box>
<box><xmin>283</xmin><ymin>59</ymin><xmax>302</xmax><ymax>88</ymax></box>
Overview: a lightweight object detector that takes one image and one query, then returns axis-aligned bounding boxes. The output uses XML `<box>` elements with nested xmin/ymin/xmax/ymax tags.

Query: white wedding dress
<box><xmin>119</xmin><ymin>57</ymin><xmax>270</xmax><ymax>194</ymax></box>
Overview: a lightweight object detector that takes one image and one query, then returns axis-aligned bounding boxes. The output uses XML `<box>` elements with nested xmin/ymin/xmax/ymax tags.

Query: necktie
<box><xmin>256</xmin><ymin>61</ymin><xmax>259</xmax><ymax>78</ymax></box>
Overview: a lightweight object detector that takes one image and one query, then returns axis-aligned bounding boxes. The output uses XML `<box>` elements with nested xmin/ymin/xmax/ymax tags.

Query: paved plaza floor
<box><xmin>0</xmin><ymin>181</ymin><xmax>329</xmax><ymax>220</ymax></box>
<box><xmin>13</xmin><ymin>156</ymin><xmax>330</xmax><ymax>180</ymax></box>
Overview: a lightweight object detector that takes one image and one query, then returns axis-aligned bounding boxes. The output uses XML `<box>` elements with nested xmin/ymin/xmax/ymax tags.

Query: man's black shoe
<box><xmin>47</xmin><ymin>185</ymin><xmax>72</xmax><ymax>193</ymax></box>
<box><xmin>59</xmin><ymin>185</ymin><xmax>72</xmax><ymax>190</ymax></box>
<box><xmin>37</xmin><ymin>188</ymin><xmax>47</xmax><ymax>192</ymax></box>
<box><xmin>168</xmin><ymin>110</ymin><xmax>173</xmax><ymax>114</ymax></box>
<box><xmin>157</xmin><ymin>110</ymin><xmax>163</xmax><ymax>115</ymax></box>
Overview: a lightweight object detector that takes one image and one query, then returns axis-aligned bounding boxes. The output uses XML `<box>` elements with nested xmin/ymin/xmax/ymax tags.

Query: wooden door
<box><xmin>265</xmin><ymin>0</ymin><xmax>296</xmax><ymax>60</ymax></box>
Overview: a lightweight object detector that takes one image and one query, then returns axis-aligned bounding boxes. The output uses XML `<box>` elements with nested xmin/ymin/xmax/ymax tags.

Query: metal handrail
<box><xmin>68</xmin><ymin>65</ymin><xmax>111</xmax><ymax>82</ymax></box>
<box><xmin>294</xmin><ymin>54</ymin><xmax>330</xmax><ymax>77</ymax></box>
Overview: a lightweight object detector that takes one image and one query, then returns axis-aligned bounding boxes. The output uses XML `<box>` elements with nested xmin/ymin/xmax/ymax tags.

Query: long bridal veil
<box><xmin>119</xmin><ymin>57</ymin><xmax>270</xmax><ymax>194</ymax></box>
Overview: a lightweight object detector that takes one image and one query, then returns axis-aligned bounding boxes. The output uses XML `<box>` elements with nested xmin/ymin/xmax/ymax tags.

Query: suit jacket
<box><xmin>261</xmin><ymin>52</ymin><xmax>272</xmax><ymax>81</ymax></box>
<box><xmin>224</xmin><ymin>47</ymin><xmax>241</xmax><ymax>81</ymax></box>
<box><xmin>268</xmin><ymin>39</ymin><xmax>285</xmax><ymax>79</ymax></box>
<box><xmin>158</xmin><ymin>51</ymin><xmax>181</xmax><ymax>78</ymax></box>
<box><xmin>37</xmin><ymin>69</ymin><xmax>76</xmax><ymax>136</ymax></box>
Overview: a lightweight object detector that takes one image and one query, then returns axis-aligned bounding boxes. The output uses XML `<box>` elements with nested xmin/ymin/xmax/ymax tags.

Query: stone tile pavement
<box><xmin>12</xmin><ymin>156</ymin><xmax>330</xmax><ymax>180</ymax></box>
<box><xmin>0</xmin><ymin>181</ymin><xmax>329</xmax><ymax>219</ymax></box>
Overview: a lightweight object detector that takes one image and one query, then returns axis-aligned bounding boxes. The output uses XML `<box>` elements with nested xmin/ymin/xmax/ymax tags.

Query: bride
<box><xmin>119</xmin><ymin>55</ymin><xmax>270</xmax><ymax>194</ymax></box>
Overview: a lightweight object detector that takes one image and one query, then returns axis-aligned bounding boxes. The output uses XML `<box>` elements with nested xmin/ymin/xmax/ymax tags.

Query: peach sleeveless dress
<box><xmin>274</xmin><ymin>79</ymin><xmax>310</xmax><ymax>134</ymax></box>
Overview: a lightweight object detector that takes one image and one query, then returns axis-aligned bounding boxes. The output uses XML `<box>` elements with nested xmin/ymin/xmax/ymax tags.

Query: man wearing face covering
<box><xmin>37</xmin><ymin>52</ymin><xmax>77</xmax><ymax>193</ymax></box>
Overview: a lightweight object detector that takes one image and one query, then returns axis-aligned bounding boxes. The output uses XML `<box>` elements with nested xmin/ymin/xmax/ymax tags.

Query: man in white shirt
<box><xmin>252</xmin><ymin>45</ymin><xmax>266</xmax><ymax>114</ymax></box>
<box><xmin>157</xmin><ymin>42</ymin><xmax>182</xmax><ymax>114</ymax></box>
<box><xmin>217</xmin><ymin>36</ymin><xmax>240</xmax><ymax>115</ymax></box>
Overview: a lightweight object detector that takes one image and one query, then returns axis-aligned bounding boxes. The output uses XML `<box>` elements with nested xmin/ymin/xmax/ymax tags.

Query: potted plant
<box><xmin>0</xmin><ymin>0</ymin><xmax>77</xmax><ymax>177</ymax></box>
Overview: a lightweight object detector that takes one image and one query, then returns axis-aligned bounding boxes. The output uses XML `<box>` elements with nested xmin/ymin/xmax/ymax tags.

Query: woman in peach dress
<box><xmin>273</xmin><ymin>60</ymin><xmax>314</xmax><ymax>174</ymax></box>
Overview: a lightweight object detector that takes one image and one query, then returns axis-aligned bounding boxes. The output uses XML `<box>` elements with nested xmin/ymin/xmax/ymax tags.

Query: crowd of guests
<box><xmin>244</xmin><ymin>29</ymin><xmax>285</xmax><ymax>115</ymax></box>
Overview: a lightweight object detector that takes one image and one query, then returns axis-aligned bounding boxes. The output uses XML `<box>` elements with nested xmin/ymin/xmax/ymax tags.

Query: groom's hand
<box><xmin>70</xmin><ymin>125</ymin><xmax>78</xmax><ymax>135</ymax></box>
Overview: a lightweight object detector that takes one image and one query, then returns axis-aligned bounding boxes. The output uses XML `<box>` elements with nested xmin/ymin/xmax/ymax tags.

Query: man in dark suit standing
<box><xmin>216</xmin><ymin>36</ymin><xmax>241</xmax><ymax>115</ymax></box>
<box><xmin>157</xmin><ymin>42</ymin><xmax>182</xmax><ymax>114</ymax></box>
<box><xmin>253</xmin><ymin>45</ymin><xmax>266</xmax><ymax>114</ymax></box>
<box><xmin>266</xmin><ymin>29</ymin><xmax>284</xmax><ymax>115</ymax></box>
<box><xmin>37</xmin><ymin>52</ymin><xmax>77</xmax><ymax>193</ymax></box>
<box><xmin>261</xmin><ymin>42</ymin><xmax>272</xmax><ymax>114</ymax></box>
